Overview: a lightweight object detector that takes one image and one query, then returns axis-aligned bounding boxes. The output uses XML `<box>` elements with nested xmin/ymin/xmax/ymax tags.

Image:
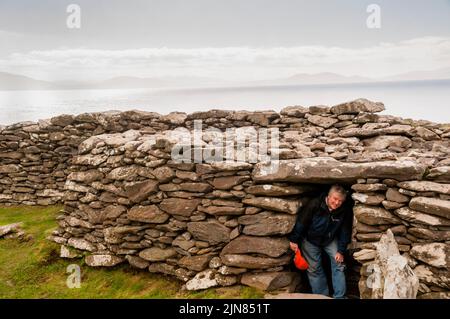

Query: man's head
<box><xmin>326</xmin><ymin>184</ymin><xmax>347</xmax><ymax>211</ymax></box>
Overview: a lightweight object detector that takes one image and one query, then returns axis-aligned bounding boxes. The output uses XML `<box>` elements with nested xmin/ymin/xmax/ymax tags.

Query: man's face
<box><xmin>327</xmin><ymin>192</ymin><xmax>345</xmax><ymax>211</ymax></box>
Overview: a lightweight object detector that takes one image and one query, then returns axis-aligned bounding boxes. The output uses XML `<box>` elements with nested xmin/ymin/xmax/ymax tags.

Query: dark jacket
<box><xmin>287</xmin><ymin>192</ymin><xmax>353</xmax><ymax>254</ymax></box>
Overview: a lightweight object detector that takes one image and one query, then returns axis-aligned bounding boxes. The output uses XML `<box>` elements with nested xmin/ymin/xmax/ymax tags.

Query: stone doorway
<box><xmin>284</xmin><ymin>183</ymin><xmax>360</xmax><ymax>298</ymax></box>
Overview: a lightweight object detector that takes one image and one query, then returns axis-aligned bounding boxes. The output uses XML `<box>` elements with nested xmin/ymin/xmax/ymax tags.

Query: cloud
<box><xmin>1</xmin><ymin>36</ymin><xmax>450</xmax><ymax>80</ymax></box>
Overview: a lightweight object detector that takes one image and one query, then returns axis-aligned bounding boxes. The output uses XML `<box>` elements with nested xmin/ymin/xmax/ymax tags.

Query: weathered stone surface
<box><xmin>354</xmin><ymin>205</ymin><xmax>402</xmax><ymax>225</ymax></box>
<box><xmin>185</xmin><ymin>269</ymin><xmax>218</xmax><ymax>291</ymax></box>
<box><xmin>179</xmin><ymin>182</ymin><xmax>212</xmax><ymax>193</ymax></box>
<box><xmin>152</xmin><ymin>166</ymin><xmax>175</xmax><ymax>183</ymax></box>
<box><xmin>178</xmin><ymin>254</ymin><xmax>214</xmax><ymax>272</ymax></box>
<box><xmin>245</xmin><ymin>184</ymin><xmax>316</xmax><ymax>196</ymax></box>
<box><xmin>159</xmin><ymin>198</ymin><xmax>201</xmax><ymax>216</ymax></box>
<box><xmin>242</xmin><ymin>197</ymin><xmax>299</xmax><ymax>214</ymax></box>
<box><xmin>125</xmin><ymin>255</ymin><xmax>150</xmax><ymax>269</ymax></box>
<box><xmin>0</xmin><ymin>164</ymin><xmax>20</xmax><ymax>174</ymax></box>
<box><xmin>241</xmin><ymin>272</ymin><xmax>298</xmax><ymax>291</ymax></box>
<box><xmin>408</xmin><ymin>227</ymin><xmax>450</xmax><ymax>241</ymax></box>
<box><xmin>0</xmin><ymin>222</ymin><xmax>23</xmax><ymax>237</ymax></box>
<box><xmin>60</xmin><ymin>245</ymin><xmax>80</xmax><ymax>258</ymax></box>
<box><xmin>359</xmin><ymin>230</ymin><xmax>419</xmax><ymax>299</ymax></box>
<box><xmin>353</xmin><ymin>249</ymin><xmax>376</xmax><ymax>262</ymax></box>
<box><xmin>238</xmin><ymin>212</ymin><xmax>296</xmax><ymax>236</ymax></box>
<box><xmin>127</xmin><ymin>205</ymin><xmax>170</xmax><ymax>223</ymax></box>
<box><xmin>220</xmin><ymin>254</ymin><xmax>291</xmax><ymax>269</ymax></box>
<box><xmin>398</xmin><ymin>181</ymin><xmax>450</xmax><ymax>195</ymax></box>
<box><xmin>124</xmin><ymin>179</ymin><xmax>159</xmax><ymax>203</ymax></box>
<box><xmin>362</xmin><ymin>135</ymin><xmax>412</xmax><ymax>151</ymax></box>
<box><xmin>386</xmin><ymin>188</ymin><xmax>410</xmax><ymax>203</ymax></box>
<box><xmin>221</xmin><ymin>236</ymin><xmax>289</xmax><ymax>258</ymax></box>
<box><xmin>280</xmin><ymin>105</ymin><xmax>308</xmax><ymax>117</ymax></box>
<box><xmin>253</xmin><ymin>157</ymin><xmax>426</xmax><ymax>183</ymax></box>
<box><xmin>352</xmin><ymin>193</ymin><xmax>385</xmax><ymax>206</ymax></box>
<box><xmin>394</xmin><ymin>207</ymin><xmax>450</xmax><ymax>227</ymax></box>
<box><xmin>427</xmin><ymin>166</ymin><xmax>450</xmax><ymax>183</ymax></box>
<box><xmin>210</xmin><ymin>176</ymin><xmax>249</xmax><ymax>190</ymax></box>
<box><xmin>306</xmin><ymin>114</ymin><xmax>338</xmax><ymax>128</ymax></box>
<box><xmin>85</xmin><ymin>254</ymin><xmax>124</xmax><ymax>267</ymax></box>
<box><xmin>414</xmin><ymin>127</ymin><xmax>439</xmax><ymax>140</ymax></box>
<box><xmin>104</xmin><ymin>226</ymin><xmax>146</xmax><ymax>244</ymax></box>
<box><xmin>107</xmin><ymin>166</ymin><xmax>140</xmax><ymax>180</ymax></box>
<box><xmin>138</xmin><ymin>247</ymin><xmax>177</xmax><ymax>261</ymax></box>
<box><xmin>72</xmin><ymin>154</ymin><xmax>107</xmax><ymax>166</ymax></box>
<box><xmin>187</xmin><ymin>221</ymin><xmax>231</xmax><ymax>244</ymax></box>
<box><xmin>331</xmin><ymin>98</ymin><xmax>385</xmax><ymax>115</ymax></box>
<box><xmin>104</xmin><ymin>205</ymin><xmax>127</xmax><ymax>219</ymax></box>
<box><xmin>352</xmin><ymin>184</ymin><xmax>387</xmax><ymax>192</ymax></box>
<box><xmin>409</xmin><ymin>197</ymin><xmax>450</xmax><ymax>219</ymax></box>
<box><xmin>210</xmin><ymin>161</ymin><xmax>253</xmax><ymax>172</ymax></box>
<box><xmin>410</xmin><ymin>243</ymin><xmax>450</xmax><ymax>269</ymax></box>
<box><xmin>67</xmin><ymin>170</ymin><xmax>103</xmax><ymax>183</ymax></box>
<box><xmin>413</xmin><ymin>265</ymin><xmax>450</xmax><ymax>290</ymax></box>
<box><xmin>67</xmin><ymin>238</ymin><xmax>95</xmax><ymax>252</ymax></box>
<box><xmin>200</xmin><ymin>206</ymin><xmax>245</xmax><ymax>216</ymax></box>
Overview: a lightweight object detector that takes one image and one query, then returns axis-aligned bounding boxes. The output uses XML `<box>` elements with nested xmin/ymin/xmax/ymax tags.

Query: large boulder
<box><xmin>253</xmin><ymin>157</ymin><xmax>426</xmax><ymax>183</ymax></box>
<box><xmin>358</xmin><ymin>230</ymin><xmax>418</xmax><ymax>299</ymax></box>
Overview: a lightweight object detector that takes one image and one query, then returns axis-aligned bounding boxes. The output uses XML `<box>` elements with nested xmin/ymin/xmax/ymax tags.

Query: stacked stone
<box><xmin>352</xmin><ymin>178</ymin><xmax>450</xmax><ymax>299</ymax></box>
<box><xmin>2</xmin><ymin>98</ymin><xmax>450</xmax><ymax>206</ymax></box>
<box><xmin>2</xmin><ymin>97</ymin><xmax>450</xmax><ymax>298</ymax></box>
<box><xmin>49</xmin><ymin>129</ymin><xmax>323</xmax><ymax>292</ymax></box>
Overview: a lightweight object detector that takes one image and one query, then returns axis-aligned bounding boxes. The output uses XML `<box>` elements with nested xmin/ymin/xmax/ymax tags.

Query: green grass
<box><xmin>0</xmin><ymin>205</ymin><xmax>264</xmax><ymax>299</ymax></box>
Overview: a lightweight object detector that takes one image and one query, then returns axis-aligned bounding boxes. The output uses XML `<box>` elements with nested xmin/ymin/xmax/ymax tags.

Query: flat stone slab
<box><xmin>252</xmin><ymin>157</ymin><xmax>426</xmax><ymax>183</ymax></box>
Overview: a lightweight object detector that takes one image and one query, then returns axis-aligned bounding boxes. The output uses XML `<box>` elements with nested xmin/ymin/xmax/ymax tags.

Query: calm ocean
<box><xmin>0</xmin><ymin>79</ymin><xmax>449</xmax><ymax>125</ymax></box>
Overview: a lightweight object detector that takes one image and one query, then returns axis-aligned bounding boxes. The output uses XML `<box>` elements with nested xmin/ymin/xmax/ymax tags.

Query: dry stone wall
<box><xmin>1</xmin><ymin>98</ymin><xmax>449</xmax><ymax>298</ymax></box>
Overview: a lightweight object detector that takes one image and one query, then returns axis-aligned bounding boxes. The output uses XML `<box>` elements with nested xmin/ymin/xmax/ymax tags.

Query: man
<box><xmin>288</xmin><ymin>184</ymin><xmax>353</xmax><ymax>298</ymax></box>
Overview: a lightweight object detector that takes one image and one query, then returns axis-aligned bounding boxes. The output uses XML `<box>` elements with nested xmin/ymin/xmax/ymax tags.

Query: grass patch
<box><xmin>0</xmin><ymin>205</ymin><xmax>264</xmax><ymax>299</ymax></box>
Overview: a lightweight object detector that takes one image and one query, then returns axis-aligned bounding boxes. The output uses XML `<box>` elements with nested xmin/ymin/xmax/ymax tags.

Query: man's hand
<box><xmin>335</xmin><ymin>252</ymin><xmax>344</xmax><ymax>263</ymax></box>
<box><xmin>289</xmin><ymin>242</ymin><xmax>298</xmax><ymax>252</ymax></box>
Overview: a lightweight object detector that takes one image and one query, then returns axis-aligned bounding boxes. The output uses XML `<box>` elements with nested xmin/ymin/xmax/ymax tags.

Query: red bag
<box><xmin>294</xmin><ymin>248</ymin><xmax>309</xmax><ymax>270</ymax></box>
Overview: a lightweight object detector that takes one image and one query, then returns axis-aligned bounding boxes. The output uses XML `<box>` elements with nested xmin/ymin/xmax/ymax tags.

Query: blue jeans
<box><xmin>301</xmin><ymin>238</ymin><xmax>347</xmax><ymax>298</ymax></box>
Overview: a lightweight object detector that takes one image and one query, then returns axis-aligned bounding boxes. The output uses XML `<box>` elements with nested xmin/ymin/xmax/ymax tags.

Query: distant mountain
<box><xmin>92</xmin><ymin>76</ymin><xmax>229</xmax><ymax>89</ymax></box>
<box><xmin>0</xmin><ymin>72</ymin><xmax>229</xmax><ymax>90</ymax></box>
<box><xmin>247</xmin><ymin>72</ymin><xmax>374</xmax><ymax>86</ymax></box>
<box><xmin>0</xmin><ymin>72</ymin><xmax>53</xmax><ymax>90</ymax></box>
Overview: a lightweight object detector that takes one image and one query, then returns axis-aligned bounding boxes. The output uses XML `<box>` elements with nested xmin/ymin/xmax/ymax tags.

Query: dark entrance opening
<box><xmin>287</xmin><ymin>183</ymin><xmax>360</xmax><ymax>299</ymax></box>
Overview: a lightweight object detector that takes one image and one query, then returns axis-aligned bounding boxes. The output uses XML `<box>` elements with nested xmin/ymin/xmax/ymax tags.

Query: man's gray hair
<box><xmin>328</xmin><ymin>184</ymin><xmax>348</xmax><ymax>199</ymax></box>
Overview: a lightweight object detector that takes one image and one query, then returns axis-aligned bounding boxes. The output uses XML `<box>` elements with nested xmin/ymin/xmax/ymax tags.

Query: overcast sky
<box><xmin>1</xmin><ymin>0</ymin><xmax>449</xmax><ymax>81</ymax></box>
